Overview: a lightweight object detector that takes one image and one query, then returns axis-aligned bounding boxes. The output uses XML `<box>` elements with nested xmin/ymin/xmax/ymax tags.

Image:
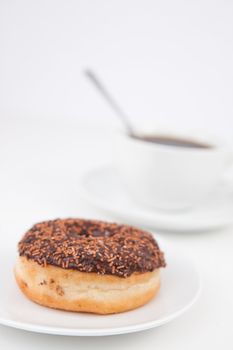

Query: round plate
<box><xmin>0</xmin><ymin>246</ymin><xmax>200</xmax><ymax>336</ymax></box>
<box><xmin>81</xmin><ymin>166</ymin><xmax>233</xmax><ymax>232</ymax></box>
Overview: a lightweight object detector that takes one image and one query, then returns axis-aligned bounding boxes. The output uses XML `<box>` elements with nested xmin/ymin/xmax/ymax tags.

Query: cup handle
<box><xmin>221</xmin><ymin>154</ymin><xmax>233</xmax><ymax>191</ymax></box>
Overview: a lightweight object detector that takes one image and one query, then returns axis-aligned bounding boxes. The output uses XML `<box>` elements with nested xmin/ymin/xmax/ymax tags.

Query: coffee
<box><xmin>132</xmin><ymin>134</ymin><xmax>212</xmax><ymax>149</ymax></box>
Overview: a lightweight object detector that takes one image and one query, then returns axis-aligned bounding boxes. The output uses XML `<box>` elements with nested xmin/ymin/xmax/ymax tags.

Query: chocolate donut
<box><xmin>15</xmin><ymin>218</ymin><xmax>166</xmax><ymax>314</ymax></box>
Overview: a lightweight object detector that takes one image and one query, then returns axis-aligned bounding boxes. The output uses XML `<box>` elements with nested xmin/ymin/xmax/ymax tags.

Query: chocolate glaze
<box><xmin>18</xmin><ymin>218</ymin><xmax>166</xmax><ymax>277</ymax></box>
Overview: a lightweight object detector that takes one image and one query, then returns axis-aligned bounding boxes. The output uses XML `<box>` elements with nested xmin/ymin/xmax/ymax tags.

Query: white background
<box><xmin>0</xmin><ymin>1</ymin><xmax>233</xmax><ymax>349</ymax></box>
<box><xmin>1</xmin><ymin>0</ymin><xmax>233</xmax><ymax>137</ymax></box>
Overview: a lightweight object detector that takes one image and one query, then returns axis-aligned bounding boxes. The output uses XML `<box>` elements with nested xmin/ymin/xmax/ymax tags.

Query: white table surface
<box><xmin>0</xmin><ymin>119</ymin><xmax>232</xmax><ymax>349</ymax></box>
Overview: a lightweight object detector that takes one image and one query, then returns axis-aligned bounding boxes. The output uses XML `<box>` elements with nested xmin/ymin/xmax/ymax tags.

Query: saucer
<box><xmin>0</xmin><ymin>245</ymin><xmax>200</xmax><ymax>336</ymax></box>
<box><xmin>80</xmin><ymin>165</ymin><xmax>233</xmax><ymax>232</ymax></box>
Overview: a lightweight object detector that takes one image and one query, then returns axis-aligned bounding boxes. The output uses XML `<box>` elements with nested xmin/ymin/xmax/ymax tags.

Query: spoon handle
<box><xmin>84</xmin><ymin>69</ymin><xmax>134</xmax><ymax>135</ymax></box>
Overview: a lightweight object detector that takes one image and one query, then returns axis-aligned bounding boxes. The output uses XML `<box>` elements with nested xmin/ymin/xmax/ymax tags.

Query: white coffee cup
<box><xmin>113</xmin><ymin>131</ymin><xmax>232</xmax><ymax>211</ymax></box>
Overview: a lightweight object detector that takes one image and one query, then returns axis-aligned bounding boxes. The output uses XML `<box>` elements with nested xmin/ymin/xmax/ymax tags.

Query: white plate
<box><xmin>81</xmin><ymin>166</ymin><xmax>233</xmax><ymax>232</ymax></box>
<box><xmin>0</xmin><ymin>247</ymin><xmax>200</xmax><ymax>336</ymax></box>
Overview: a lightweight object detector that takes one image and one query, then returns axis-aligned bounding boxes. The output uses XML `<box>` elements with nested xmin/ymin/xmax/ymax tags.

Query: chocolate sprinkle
<box><xmin>18</xmin><ymin>218</ymin><xmax>166</xmax><ymax>278</ymax></box>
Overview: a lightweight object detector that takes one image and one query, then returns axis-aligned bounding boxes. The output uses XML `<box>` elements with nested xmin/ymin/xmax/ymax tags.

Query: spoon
<box><xmin>84</xmin><ymin>69</ymin><xmax>135</xmax><ymax>136</ymax></box>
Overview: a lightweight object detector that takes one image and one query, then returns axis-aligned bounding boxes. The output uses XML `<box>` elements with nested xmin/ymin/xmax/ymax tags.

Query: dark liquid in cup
<box><xmin>133</xmin><ymin>135</ymin><xmax>212</xmax><ymax>149</ymax></box>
